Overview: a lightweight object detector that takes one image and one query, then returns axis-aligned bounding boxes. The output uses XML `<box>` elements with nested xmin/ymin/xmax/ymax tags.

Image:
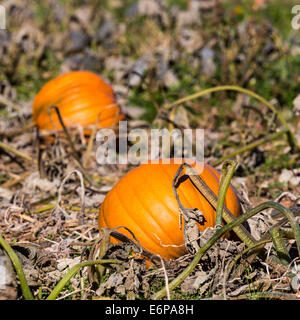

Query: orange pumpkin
<box><xmin>32</xmin><ymin>70</ymin><xmax>123</xmax><ymax>132</ymax></box>
<box><xmin>99</xmin><ymin>159</ymin><xmax>241</xmax><ymax>260</ymax></box>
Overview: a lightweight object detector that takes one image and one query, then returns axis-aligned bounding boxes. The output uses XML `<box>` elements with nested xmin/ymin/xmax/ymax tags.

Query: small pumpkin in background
<box><xmin>32</xmin><ymin>70</ymin><xmax>123</xmax><ymax>133</ymax></box>
<box><xmin>99</xmin><ymin>159</ymin><xmax>241</xmax><ymax>261</ymax></box>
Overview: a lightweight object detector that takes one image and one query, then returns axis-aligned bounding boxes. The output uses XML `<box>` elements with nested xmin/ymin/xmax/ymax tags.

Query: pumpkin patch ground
<box><xmin>1</xmin><ymin>0</ymin><xmax>300</xmax><ymax>301</ymax></box>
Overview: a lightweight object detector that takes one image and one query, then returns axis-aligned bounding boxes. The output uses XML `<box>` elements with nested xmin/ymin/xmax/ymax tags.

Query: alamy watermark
<box><xmin>292</xmin><ymin>5</ymin><xmax>300</xmax><ymax>30</ymax></box>
<box><xmin>0</xmin><ymin>5</ymin><xmax>6</xmax><ymax>30</ymax></box>
<box><xmin>95</xmin><ymin>121</ymin><xmax>204</xmax><ymax>165</ymax></box>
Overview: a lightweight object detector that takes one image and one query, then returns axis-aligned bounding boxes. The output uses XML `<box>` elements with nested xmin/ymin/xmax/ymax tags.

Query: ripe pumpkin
<box><xmin>32</xmin><ymin>70</ymin><xmax>123</xmax><ymax>132</ymax></box>
<box><xmin>99</xmin><ymin>159</ymin><xmax>241</xmax><ymax>260</ymax></box>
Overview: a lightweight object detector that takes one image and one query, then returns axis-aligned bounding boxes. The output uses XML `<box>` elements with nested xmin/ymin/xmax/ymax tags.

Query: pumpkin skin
<box><xmin>99</xmin><ymin>159</ymin><xmax>241</xmax><ymax>260</ymax></box>
<box><xmin>32</xmin><ymin>71</ymin><xmax>123</xmax><ymax>132</ymax></box>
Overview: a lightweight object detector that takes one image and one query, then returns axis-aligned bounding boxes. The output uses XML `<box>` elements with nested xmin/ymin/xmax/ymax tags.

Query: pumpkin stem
<box><xmin>48</xmin><ymin>105</ymin><xmax>94</xmax><ymax>186</ymax></box>
<box><xmin>174</xmin><ymin>162</ymin><xmax>257</xmax><ymax>248</ymax></box>
<box><xmin>172</xmin><ymin>164</ymin><xmax>207</xmax><ymax>254</ymax></box>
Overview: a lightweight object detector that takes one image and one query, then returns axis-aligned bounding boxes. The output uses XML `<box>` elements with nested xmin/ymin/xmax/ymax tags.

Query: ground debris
<box><xmin>0</xmin><ymin>0</ymin><xmax>300</xmax><ymax>301</ymax></box>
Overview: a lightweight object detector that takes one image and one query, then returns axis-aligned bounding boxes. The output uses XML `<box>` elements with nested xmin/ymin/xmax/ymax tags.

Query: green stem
<box><xmin>28</xmin><ymin>204</ymin><xmax>99</xmax><ymax>215</ymax></box>
<box><xmin>229</xmin><ymin>291</ymin><xmax>298</xmax><ymax>300</ymax></box>
<box><xmin>215</xmin><ymin>160</ymin><xmax>238</xmax><ymax>228</ymax></box>
<box><xmin>211</xmin><ymin>130</ymin><xmax>287</xmax><ymax>167</ymax></box>
<box><xmin>0</xmin><ymin>235</ymin><xmax>34</xmax><ymax>300</ymax></box>
<box><xmin>279</xmin><ymin>228</ymin><xmax>297</xmax><ymax>239</ymax></box>
<box><xmin>225</xmin><ymin>239</ymin><xmax>271</xmax><ymax>280</ymax></box>
<box><xmin>164</xmin><ymin>85</ymin><xmax>299</xmax><ymax>150</ymax></box>
<box><xmin>0</xmin><ymin>141</ymin><xmax>34</xmax><ymax>163</ymax></box>
<box><xmin>151</xmin><ymin>201</ymin><xmax>300</xmax><ymax>300</ymax></box>
<box><xmin>34</xmin><ymin>204</ymin><xmax>56</xmax><ymax>213</ymax></box>
<box><xmin>269</xmin><ymin>227</ymin><xmax>291</xmax><ymax>266</ymax></box>
<box><xmin>46</xmin><ymin>259</ymin><xmax>119</xmax><ymax>300</ymax></box>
